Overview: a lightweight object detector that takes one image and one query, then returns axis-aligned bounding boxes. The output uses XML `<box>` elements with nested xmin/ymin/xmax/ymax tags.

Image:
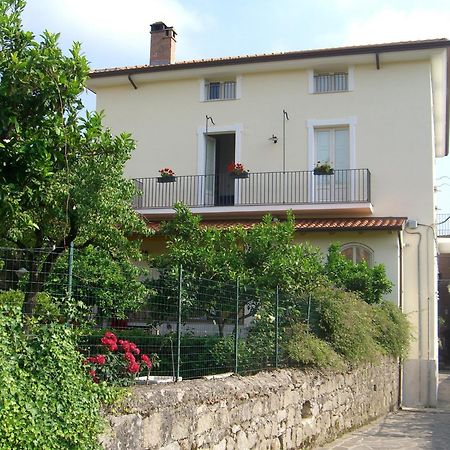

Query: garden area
<box><xmin>0</xmin><ymin>1</ymin><xmax>411</xmax><ymax>448</ymax></box>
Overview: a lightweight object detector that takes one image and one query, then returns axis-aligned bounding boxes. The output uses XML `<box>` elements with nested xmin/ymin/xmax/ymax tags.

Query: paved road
<box><xmin>318</xmin><ymin>372</ymin><xmax>450</xmax><ymax>450</ymax></box>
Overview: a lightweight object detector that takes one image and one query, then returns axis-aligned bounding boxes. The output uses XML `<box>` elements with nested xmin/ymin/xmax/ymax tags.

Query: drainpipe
<box><xmin>406</xmin><ymin>229</ymin><xmax>422</xmax><ymax>405</ymax></box>
<box><xmin>397</xmin><ymin>230</ymin><xmax>404</xmax><ymax>407</ymax></box>
<box><xmin>418</xmin><ymin>223</ymin><xmax>439</xmax><ymax>407</ymax></box>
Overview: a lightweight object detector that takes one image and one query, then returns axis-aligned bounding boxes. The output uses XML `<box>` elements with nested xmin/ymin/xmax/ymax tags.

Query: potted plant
<box><xmin>157</xmin><ymin>167</ymin><xmax>176</xmax><ymax>183</ymax></box>
<box><xmin>313</xmin><ymin>161</ymin><xmax>334</xmax><ymax>175</ymax></box>
<box><xmin>227</xmin><ymin>162</ymin><xmax>249</xmax><ymax>179</ymax></box>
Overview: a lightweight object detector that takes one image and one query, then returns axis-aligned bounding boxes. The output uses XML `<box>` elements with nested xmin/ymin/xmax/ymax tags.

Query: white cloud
<box><xmin>342</xmin><ymin>8</ymin><xmax>450</xmax><ymax>45</ymax></box>
<box><xmin>23</xmin><ymin>0</ymin><xmax>210</xmax><ymax>67</ymax></box>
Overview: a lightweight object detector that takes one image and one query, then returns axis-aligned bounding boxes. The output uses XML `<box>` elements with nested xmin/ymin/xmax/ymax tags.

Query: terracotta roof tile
<box><xmin>90</xmin><ymin>39</ymin><xmax>450</xmax><ymax>77</ymax></box>
<box><xmin>147</xmin><ymin>217</ymin><xmax>406</xmax><ymax>233</ymax></box>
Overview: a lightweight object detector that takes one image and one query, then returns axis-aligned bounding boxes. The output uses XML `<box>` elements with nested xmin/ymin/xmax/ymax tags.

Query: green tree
<box><xmin>0</xmin><ymin>0</ymin><xmax>149</xmax><ymax>314</ymax></box>
<box><xmin>324</xmin><ymin>243</ymin><xmax>393</xmax><ymax>304</ymax></box>
<box><xmin>151</xmin><ymin>204</ymin><xmax>325</xmax><ymax>336</ymax></box>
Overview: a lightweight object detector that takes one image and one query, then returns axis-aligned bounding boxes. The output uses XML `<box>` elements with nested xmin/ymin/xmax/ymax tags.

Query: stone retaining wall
<box><xmin>101</xmin><ymin>358</ymin><xmax>399</xmax><ymax>450</ymax></box>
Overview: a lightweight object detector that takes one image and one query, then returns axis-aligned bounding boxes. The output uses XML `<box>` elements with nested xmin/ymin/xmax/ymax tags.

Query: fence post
<box><xmin>307</xmin><ymin>292</ymin><xmax>312</xmax><ymax>326</ymax></box>
<box><xmin>176</xmin><ymin>265</ymin><xmax>183</xmax><ymax>382</ymax></box>
<box><xmin>234</xmin><ymin>278</ymin><xmax>240</xmax><ymax>374</ymax></box>
<box><xmin>67</xmin><ymin>241</ymin><xmax>74</xmax><ymax>298</ymax></box>
<box><xmin>275</xmin><ymin>286</ymin><xmax>279</xmax><ymax>369</ymax></box>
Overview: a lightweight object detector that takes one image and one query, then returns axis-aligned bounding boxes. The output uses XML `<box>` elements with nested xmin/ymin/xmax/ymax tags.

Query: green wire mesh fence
<box><xmin>0</xmin><ymin>246</ymin><xmax>314</xmax><ymax>380</ymax></box>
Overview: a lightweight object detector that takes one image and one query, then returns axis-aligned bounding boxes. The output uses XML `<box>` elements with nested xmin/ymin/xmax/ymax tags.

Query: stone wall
<box><xmin>101</xmin><ymin>358</ymin><xmax>399</xmax><ymax>450</ymax></box>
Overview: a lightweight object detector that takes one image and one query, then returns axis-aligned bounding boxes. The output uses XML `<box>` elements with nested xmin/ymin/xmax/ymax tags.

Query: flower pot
<box><xmin>230</xmin><ymin>172</ymin><xmax>249</xmax><ymax>179</ymax></box>
<box><xmin>313</xmin><ymin>168</ymin><xmax>334</xmax><ymax>175</ymax></box>
<box><xmin>157</xmin><ymin>176</ymin><xmax>176</xmax><ymax>183</ymax></box>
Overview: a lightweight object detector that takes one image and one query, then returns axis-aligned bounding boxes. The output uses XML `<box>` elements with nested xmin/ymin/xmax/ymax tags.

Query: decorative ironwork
<box><xmin>133</xmin><ymin>169</ymin><xmax>371</xmax><ymax>210</ymax></box>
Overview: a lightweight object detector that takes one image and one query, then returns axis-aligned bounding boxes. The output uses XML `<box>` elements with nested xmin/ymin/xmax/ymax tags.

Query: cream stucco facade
<box><xmin>88</xmin><ymin>39</ymin><xmax>450</xmax><ymax>407</ymax></box>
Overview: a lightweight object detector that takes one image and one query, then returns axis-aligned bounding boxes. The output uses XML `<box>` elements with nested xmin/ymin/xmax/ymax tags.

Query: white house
<box><xmin>87</xmin><ymin>23</ymin><xmax>450</xmax><ymax>408</ymax></box>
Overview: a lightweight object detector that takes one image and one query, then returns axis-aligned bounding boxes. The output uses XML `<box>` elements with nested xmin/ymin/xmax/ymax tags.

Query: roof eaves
<box><xmin>89</xmin><ymin>39</ymin><xmax>450</xmax><ymax>79</ymax></box>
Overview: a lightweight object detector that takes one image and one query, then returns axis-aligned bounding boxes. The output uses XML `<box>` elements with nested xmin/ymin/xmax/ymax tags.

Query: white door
<box><xmin>204</xmin><ymin>136</ymin><xmax>216</xmax><ymax>205</ymax></box>
<box><xmin>314</xmin><ymin>127</ymin><xmax>350</xmax><ymax>202</ymax></box>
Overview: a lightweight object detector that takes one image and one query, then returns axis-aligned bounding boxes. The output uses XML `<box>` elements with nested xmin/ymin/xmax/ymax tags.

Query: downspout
<box><xmin>397</xmin><ymin>230</ymin><xmax>404</xmax><ymax>407</ymax></box>
<box><xmin>406</xmin><ymin>229</ymin><xmax>422</xmax><ymax>405</ymax></box>
<box><xmin>418</xmin><ymin>223</ymin><xmax>439</xmax><ymax>407</ymax></box>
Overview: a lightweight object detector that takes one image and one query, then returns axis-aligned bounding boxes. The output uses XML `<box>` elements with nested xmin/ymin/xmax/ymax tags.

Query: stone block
<box><xmin>196</xmin><ymin>411</ymin><xmax>215</xmax><ymax>434</ymax></box>
<box><xmin>171</xmin><ymin>416</ymin><xmax>190</xmax><ymax>441</ymax></box>
<box><xmin>277</xmin><ymin>408</ymin><xmax>287</xmax><ymax>422</ymax></box>
<box><xmin>160</xmin><ymin>443</ymin><xmax>181</xmax><ymax>450</ymax></box>
<box><xmin>107</xmin><ymin>414</ymin><xmax>143</xmax><ymax>450</ymax></box>
<box><xmin>142</xmin><ymin>413</ymin><xmax>162</xmax><ymax>449</ymax></box>
<box><xmin>236</xmin><ymin>431</ymin><xmax>249</xmax><ymax>450</ymax></box>
<box><xmin>212</xmin><ymin>438</ymin><xmax>227</xmax><ymax>450</ymax></box>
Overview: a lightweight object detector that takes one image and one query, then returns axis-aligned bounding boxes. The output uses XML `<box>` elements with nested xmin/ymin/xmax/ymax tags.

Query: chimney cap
<box><xmin>151</xmin><ymin>21</ymin><xmax>174</xmax><ymax>33</ymax></box>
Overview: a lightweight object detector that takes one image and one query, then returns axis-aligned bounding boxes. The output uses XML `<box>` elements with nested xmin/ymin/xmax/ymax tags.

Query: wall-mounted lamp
<box><xmin>15</xmin><ymin>267</ymin><xmax>28</xmax><ymax>279</ymax></box>
<box><xmin>447</xmin><ymin>282</ymin><xmax>450</xmax><ymax>294</ymax></box>
<box><xmin>269</xmin><ymin>134</ymin><xmax>278</xmax><ymax>144</ymax></box>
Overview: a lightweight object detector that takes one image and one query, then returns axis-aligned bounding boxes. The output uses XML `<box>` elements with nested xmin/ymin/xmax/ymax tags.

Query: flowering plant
<box><xmin>84</xmin><ymin>331</ymin><xmax>159</xmax><ymax>386</ymax></box>
<box><xmin>227</xmin><ymin>162</ymin><xmax>248</xmax><ymax>175</ymax></box>
<box><xmin>314</xmin><ymin>161</ymin><xmax>334</xmax><ymax>174</ymax></box>
<box><xmin>159</xmin><ymin>167</ymin><xmax>175</xmax><ymax>177</ymax></box>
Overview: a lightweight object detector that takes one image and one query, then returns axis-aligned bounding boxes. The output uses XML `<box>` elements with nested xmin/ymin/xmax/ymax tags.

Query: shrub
<box><xmin>83</xmin><ymin>329</ymin><xmax>227</xmax><ymax>378</ymax></box>
<box><xmin>284</xmin><ymin>323</ymin><xmax>344</xmax><ymax>369</ymax></box>
<box><xmin>309</xmin><ymin>286</ymin><xmax>381</xmax><ymax>363</ymax></box>
<box><xmin>0</xmin><ymin>291</ymin><xmax>114</xmax><ymax>450</ymax></box>
<box><xmin>84</xmin><ymin>331</ymin><xmax>159</xmax><ymax>386</ymax></box>
<box><xmin>324</xmin><ymin>243</ymin><xmax>393</xmax><ymax>304</ymax></box>
<box><xmin>372</xmin><ymin>301</ymin><xmax>411</xmax><ymax>359</ymax></box>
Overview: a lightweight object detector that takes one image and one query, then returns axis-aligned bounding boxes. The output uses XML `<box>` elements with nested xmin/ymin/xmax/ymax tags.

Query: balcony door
<box><xmin>204</xmin><ymin>136</ymin><xmax>216</xmax><ymax>205</ymax></box>
<box><xmin>314</xmin><ymin>127</ymin><xmax>351</xmax><ymax>202</ymax></box>
<box><xmin>204</xmin><ymin>133</ymin><xmax>235</xmax><ymax>206</ymax></box>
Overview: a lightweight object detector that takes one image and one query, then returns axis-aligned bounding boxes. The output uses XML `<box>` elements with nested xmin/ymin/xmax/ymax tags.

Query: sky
<box><xmin>21</xmin><ymin>0</ymin><xmax>450</xmax><ymax>214</ymax></box>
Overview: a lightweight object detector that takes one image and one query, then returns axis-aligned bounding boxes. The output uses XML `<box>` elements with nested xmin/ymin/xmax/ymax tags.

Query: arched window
<box><xmin>341</xmin><ymin>243</ymin><xmax>374</xmax><ymax>267</ymax></box>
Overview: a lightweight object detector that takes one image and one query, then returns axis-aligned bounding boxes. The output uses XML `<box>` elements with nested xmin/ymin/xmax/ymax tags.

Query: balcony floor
<box><xmin>138</xmin><ymin>201</ymin><xmax>373</xmax><ymax>220</ymax></box>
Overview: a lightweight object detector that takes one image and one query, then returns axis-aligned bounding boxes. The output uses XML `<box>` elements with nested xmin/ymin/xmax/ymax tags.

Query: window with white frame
<box><xmin>341</xmin><ymin>243</ymin><xmax>374</xmax><ymax>267</ymax></box>
<box><xmin>314</xmin><ymin>72</ymin><xmax>348</xmax><ymax>93</ymax></box>
<box><xmin>308</xmin><ymin>67</ymin><xmax>354</xmax><ymax>94</ymax></box>
<box><xmin>205</xmin><ymin>80</ymin><xmax>236</xmax><ymax>101</ymax></box>
<box><xmin>314</xmin><ymin>127</ymin><xmax>350</xmax><ymax>169</ymax></box>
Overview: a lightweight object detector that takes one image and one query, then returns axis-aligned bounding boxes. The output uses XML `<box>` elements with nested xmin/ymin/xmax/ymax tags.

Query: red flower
<box><xmin>159</xmin><ymin>167</ymin><xmax>175</xmax><ymax>177</ymax></box>
<box><xmin>104</xmin><ymin>331</ymin><xmax>117</xmax><ymax>342</ymax></box>
<box><xmin>89</xmin><ymin>369</ymin><xmax>99</xmax><ymax>383</ymax></box>
<box><xmin>141</xmin><ymin>354</ymin><xmax>153</xmax><ymax>369</ymax></box>
<box><xmin>101</xmin><ymin>337</ymin><xmax>118</xmax><ymax>352</ymax></box>
<box><xmin>95</xmin><ymin>355</ymin><xmax>106</xmax><ymax>365</ymax></box>
<box><xmin>227</xmin><ymin>162</ymin><xmax>247</xmax><ymax>174</ymax></box>
<box><xmin>124</xmin><ymin>352</ymin><xmax>136</xmax><ymax>364</ymax></box>
<box><xmin>119</xmin><ymin>339</ymin><xmax>132</xmax><ymax>353</ymax></box>
<box><xmin>127</xmin><ymin>362</ymin><xmax>140</xmax><ymax>374</ymax></box>
<box><xmin>129</xmin><ymin>342</ymin><xmax>140</xmax><ymax>355</ymax></box>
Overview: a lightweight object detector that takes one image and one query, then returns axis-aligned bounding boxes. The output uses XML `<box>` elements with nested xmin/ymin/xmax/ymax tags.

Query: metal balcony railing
<box><xmin>437</xmin><ymin>214</ymin><xmax>450</xmax><ymax>237</ymax></box>
<box><xmin>132</xmin><ymin>169</ymin><xmax>371</xmax><ymax>210</ymax></box>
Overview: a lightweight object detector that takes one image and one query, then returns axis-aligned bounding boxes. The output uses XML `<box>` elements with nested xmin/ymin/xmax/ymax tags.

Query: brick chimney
<box><xmin>150</xmin><ymin>22</ymin><xmax>176</xmax><ymax>65</ymax></box>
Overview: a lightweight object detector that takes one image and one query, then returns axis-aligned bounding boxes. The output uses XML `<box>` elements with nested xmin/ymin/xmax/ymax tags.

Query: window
<box><xmin>308</xmin><ymin>67</ymin><xmax>354</xmax><ymax>94</ymax></box>
<box><xmin>314</xmin><ymin>72</ymin><xmax>348</xmax><ymax>93</ymax></box>
<box><xmin>315</xmin><ymin>127</ymin><xmax>349</xmax><ymax>169</ymax></box>
<box><xmin>205</xmin><ymin>81</ymin><xmax>236</xmax><ymax>101</ymax></box>
<box><xmin>341</xmin><ymin>243</ymin><xmax>374</xmax><ymax>267</ymax></box>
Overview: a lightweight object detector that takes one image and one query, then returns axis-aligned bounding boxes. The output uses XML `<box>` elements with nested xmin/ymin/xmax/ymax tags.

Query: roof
<box><xmin>89</xmin><ymin>39</ymin><xmax>450</xmax><ymax>78</ymax></box>
<box><xmin>147</xmin><ymin>217</ymin><xmax>407</xmax><ymax>233</ymax></box>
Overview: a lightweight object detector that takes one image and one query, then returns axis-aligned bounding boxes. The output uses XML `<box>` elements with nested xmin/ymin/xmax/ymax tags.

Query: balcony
<box><xmin>133</xmin><ymin>169</ymin><xmax>372</xmax><ymax>218</ymax></box>
<box><xmin>437</xmin><ymin>214</ymin><xmax>450</xmax><ymax>237</ymax></box>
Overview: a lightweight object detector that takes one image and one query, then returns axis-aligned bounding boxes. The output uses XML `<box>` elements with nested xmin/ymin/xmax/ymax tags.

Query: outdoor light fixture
<box><xmin>269</xmin><ymin>134</ymin><xmax>278</xmax><ymax>144</ymax></box>
<box><xmin>15</xmin><ymin>267</ymin><xmax>28</xmax><ymax>279</ymax></box>
<box><xmin>447</xmin><ymin>282</ymin><xmax>450</xmax><ymax>294</ymax></box>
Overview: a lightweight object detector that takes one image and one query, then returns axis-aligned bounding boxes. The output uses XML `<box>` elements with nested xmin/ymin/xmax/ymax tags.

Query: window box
<box><xmin>157</xmin><ymin>176</ymin><xmax>176</xmax><ymax>183</ymax></box>
<box><xmin>230</xmin><ymin>172</ymin><xmax>249</xmax><ymax>179</ymax></box>
<box><xmin>313</xmin><ymin>168</ymin><xmax>335</xmax><ymax>175</ymax></box>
